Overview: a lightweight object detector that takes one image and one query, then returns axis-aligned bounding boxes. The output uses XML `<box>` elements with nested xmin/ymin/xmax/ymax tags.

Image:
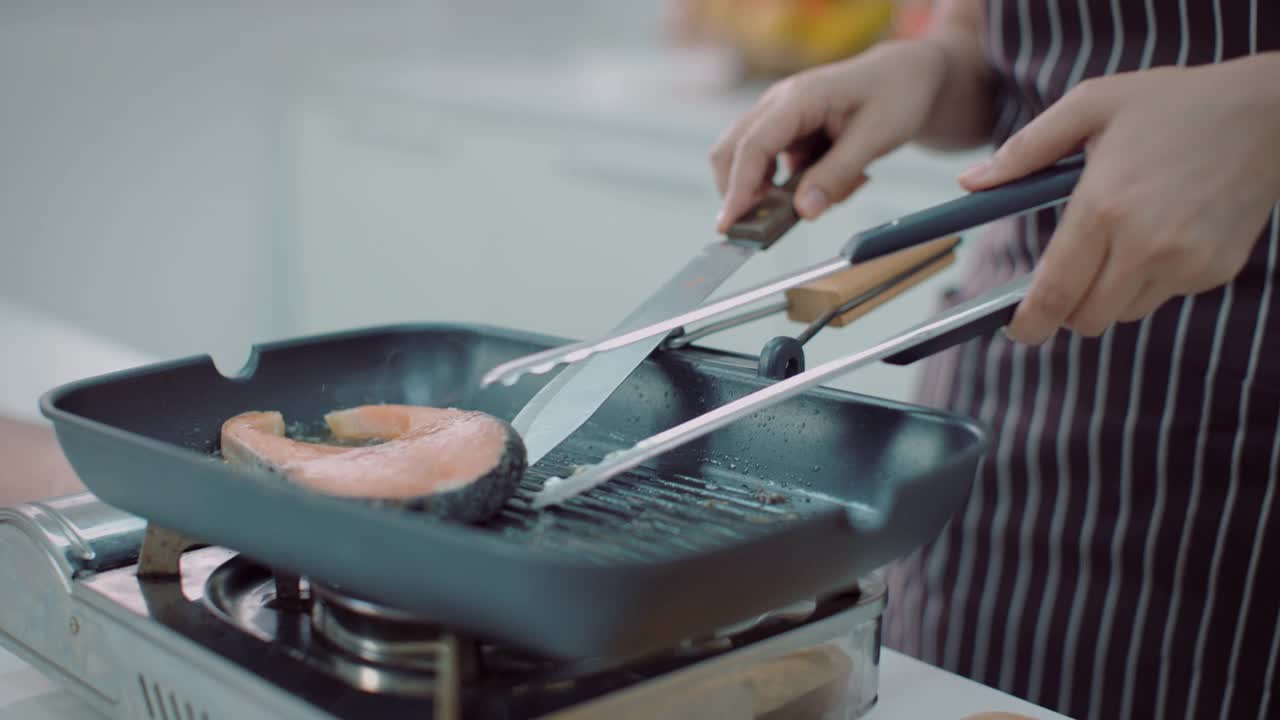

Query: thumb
<box><xmin>958</xmin><ymin>80</ymin><xmax>1112</xmax><ymax>191</ymax></box>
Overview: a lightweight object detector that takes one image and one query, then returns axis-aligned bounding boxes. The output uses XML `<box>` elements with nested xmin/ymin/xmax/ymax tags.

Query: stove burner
<box><xmin>309</xmin><ymin>581</ymin><xmax>475</xmax><ymax>678</ymax></box>
<box><xmin>199</xmin><ymin>551</ymin><xmax>885</xmax><ymax>718</ymax></box>
<box><xmin>200</xmin><ymin>555</ymin><xmax>451</xmax><ymax>699</ymax></box>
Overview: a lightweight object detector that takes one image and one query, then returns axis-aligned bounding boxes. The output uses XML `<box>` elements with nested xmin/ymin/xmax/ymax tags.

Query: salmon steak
<box><xmin>219</xmin><ymin>404</ymin><xmax>526</xmax><ymax>523</ymax></box>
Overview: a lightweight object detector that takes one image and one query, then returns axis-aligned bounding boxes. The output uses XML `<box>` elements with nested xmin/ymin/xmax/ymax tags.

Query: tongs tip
<box><xmin>529</xmin><ymin>447</ymin><xmax>642</xmax><ymax>508</ymax></box>
<box><xmin>480</xmin><ymin>338</ymin><xmax>606</xmax><ymax>388</ymax></box>
<box><xmin>529</xmin><ymin>474</ymin><xmax>575</xmax><ymax>509</ymax></box>
<box><xmin>481</xmin><ymin>358</ymin><xmax>567</xmax><ymax>389</ymax></box>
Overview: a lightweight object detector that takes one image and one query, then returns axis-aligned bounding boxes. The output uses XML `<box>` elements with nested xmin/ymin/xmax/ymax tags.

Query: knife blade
<box><xmin>513</xmin><ymin>240</ymin><xmax>752</xmax><ymax>464</ymax></box>
<box><xmin>511</xmin><ymin>177</ymin><xmax>803</xmax><ymax>467</ymax></box>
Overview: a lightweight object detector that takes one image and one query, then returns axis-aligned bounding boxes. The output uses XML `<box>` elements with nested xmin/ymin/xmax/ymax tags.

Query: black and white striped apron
<box><xmin>883</xmin><ymin>2</ymin><xmax>1280</xmax><ymax>719</ymax></box>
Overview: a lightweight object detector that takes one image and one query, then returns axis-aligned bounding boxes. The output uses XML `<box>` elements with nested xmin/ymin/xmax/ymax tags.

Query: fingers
<box><xmin>1063</xmin><ymin>254</ymin><xmax>1145</xmax><ymax>336</ymax></box>
<box><xmin>717</xmin><ymin>105</ymin><xmax>810</xmax><ymax>232</ymax></box>
<box><xmin>792</xmin><ymin>107</ymin><xmax>900</xmax><ymax>218</ymax></box>
<box><xmin>958</xmin><ymin>78</ymin><xmax>1113</xmax><ymax>191</ymax></box>
<box><xmin>710</xmin><ymin>96</ymin><xmax>776</xmax><ymax>197</ymax></box>
<box><xmin>783</xmin><ymin>134</ymin><xmax>869</xmax><ymax>218</ymax></box>
<box><xmin>787</xmin><ymin>129</ymin><xmax>872</xmax><ymax>218</ymax></box>
<box><xmin>1006</xmin><ymin>193</ymin><xmax>1110</xmax><ymax>344</ymax></box>
<box><xmin>711</xmin><ymin>66</ymin><xmax>884</xmax><ymax>232</ymax></box>
<box><xmin>1118</xmin><ymin>282</ymin><xmax>1176</xmax><ymax>323</ymax></box>
<box><xmin>984</xmin><ymin>79</ymin><xmax>1124</xmax><ymax>342</ymax></box>
<box><xmin>782</xmin><ymin>132</ymin><xmax>832</xmax><ymax>177</ymax></box>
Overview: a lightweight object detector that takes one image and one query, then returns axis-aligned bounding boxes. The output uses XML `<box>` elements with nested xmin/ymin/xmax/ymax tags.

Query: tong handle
<box><xmin>842</xmin><ymin>154</ymin><xmax>1085</xmax><ymax>264</ymax></box>
<box><xmin>883</xmin><ymin>299</ymin><xmax>1017</xmax><ymax>365</ymax></box>
<box><xmin>786</xmin><ymin>235</ymin><xmax>960</xmax><ymax>328</ymax></box>
<box><xmin>725</xmin><ymin>173</ymin><xmax>803</xmax><ymax>249</ymax></box>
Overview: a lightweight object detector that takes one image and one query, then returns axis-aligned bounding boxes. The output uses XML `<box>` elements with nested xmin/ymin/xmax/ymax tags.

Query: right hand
<box><xmin>710</xmin><ymin>39</ymin><xmax>950</xmax><ymax>232</ymax></box>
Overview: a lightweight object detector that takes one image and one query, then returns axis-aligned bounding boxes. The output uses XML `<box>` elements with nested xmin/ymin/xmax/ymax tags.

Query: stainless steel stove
<box><xmin>0</xmin><ymin>493</ymin><xmax>885</xmax><ymax>719</ymax></box>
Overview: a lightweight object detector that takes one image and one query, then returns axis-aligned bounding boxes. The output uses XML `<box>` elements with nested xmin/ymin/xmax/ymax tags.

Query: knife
<box><xmin>511</xmin><ymin>175</ymin><xmax>804</xmax><ymax>466</ymax></box>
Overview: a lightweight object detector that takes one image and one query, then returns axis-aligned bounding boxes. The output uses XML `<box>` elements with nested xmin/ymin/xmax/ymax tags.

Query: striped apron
<box><xmin>883</xmin><ymin>2</ymin><xmax>1280</xmax><ymax>719</ymax></box>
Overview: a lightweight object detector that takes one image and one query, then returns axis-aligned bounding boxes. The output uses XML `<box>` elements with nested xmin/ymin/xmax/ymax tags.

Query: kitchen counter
<box><xmin>0</xmin><ymin>644</ymin><xmax>1069</xmax><ymax>719</ymax></box>
<box><xmin>0</xmin><ymin>298</ymin><xmax>152</xmax><ymax>425</ymax></box>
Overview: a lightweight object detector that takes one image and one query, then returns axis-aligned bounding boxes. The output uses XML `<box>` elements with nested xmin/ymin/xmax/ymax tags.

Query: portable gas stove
<box><xmin>0</xmin><ymin>492</ymin><xmax>886</xmax><ymax>720</ymax></box>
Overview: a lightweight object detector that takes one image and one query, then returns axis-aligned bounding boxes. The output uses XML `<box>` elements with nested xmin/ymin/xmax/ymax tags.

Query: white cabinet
<box><xmin>285</xmin><ymin>59</ymin><xmax>990</xmax><ymax>402</ymax></box>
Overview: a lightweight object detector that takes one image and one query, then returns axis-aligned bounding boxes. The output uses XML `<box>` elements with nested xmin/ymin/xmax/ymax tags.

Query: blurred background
<box><xmin>1</xmin><ymin>0</ymin><xmax>989</xmax><ymax>421</ymax></box>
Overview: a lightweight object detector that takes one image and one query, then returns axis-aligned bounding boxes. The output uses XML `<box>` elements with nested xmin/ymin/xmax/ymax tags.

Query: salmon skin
<box><xmin>220</xmin><ymin>404</ymin><xmax>526</xmax><ymax>523</ymax></box>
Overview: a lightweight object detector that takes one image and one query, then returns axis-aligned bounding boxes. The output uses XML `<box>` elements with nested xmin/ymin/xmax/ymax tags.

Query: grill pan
<box><xmin>41</xmin><ymin>323</ymin><xmax>987</xmax><ymax>660</ymax></box>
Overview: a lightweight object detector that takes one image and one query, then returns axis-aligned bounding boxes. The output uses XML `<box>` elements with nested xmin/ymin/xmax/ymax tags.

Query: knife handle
<box><xmin>785</xmin><ymin>236</ymin><xmax>960</xmax><ymax>328</ymax></box>
<box><xmin>842</xmin><ymin>153</ymin><xmax>1085</xmax><ymax>264</ymax></box>
<box><xmin>725</xmin><ymin>173</ymin><xmax>803</xmax><ymax>250</ymax></box>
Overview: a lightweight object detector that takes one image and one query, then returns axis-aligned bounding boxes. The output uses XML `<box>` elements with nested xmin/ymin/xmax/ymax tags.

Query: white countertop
<box><xmin>0</xmin><ymin>644</ymin><xmax>1068</xmax><ymax>720</ymax></box>
<box><xmin>0</xmin><ymin>298</ymin><xmax>153</xmax><ymax>425</ymax></box>
<box><xmin>0</xmin><ymin>301</ymin><xmax>1069</xmax><ymax>719</ymax></box>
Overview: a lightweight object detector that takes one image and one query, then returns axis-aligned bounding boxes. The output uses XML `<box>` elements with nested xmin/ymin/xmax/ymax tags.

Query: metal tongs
<box><xmin>488</xmin><ymin>154</ymin><xmax>1085</xmax><ymax>507</ymax></box>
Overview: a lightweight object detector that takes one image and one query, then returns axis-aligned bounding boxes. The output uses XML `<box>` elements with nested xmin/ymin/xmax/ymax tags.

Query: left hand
<box><xmin>957</xmin><ymin>54</ymin><xmax>1280</xmax><ymax>344</ymax></box>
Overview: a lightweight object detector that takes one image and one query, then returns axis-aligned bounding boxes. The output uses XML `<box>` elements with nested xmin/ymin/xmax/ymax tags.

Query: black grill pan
<box><xmin>41</xmin><ymin>323</ymin><xmax>987</xmax><ymax>660</ymax></box>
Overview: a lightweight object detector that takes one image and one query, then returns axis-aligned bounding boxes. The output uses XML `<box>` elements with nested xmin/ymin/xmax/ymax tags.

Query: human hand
<box><xmin>709</xmin><ymin>39</ymin><xmax>949</xmax><ymax>232</ymax></box>
<box><xmin>958</xmin><ymin>54</ymin><xmax>1280</xmax><ymax>344</ymax></box>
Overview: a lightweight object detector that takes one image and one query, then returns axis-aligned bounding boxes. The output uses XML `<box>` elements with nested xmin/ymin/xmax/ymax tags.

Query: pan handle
<box><xmin>841</xmin><ymin>153</ymin><xmax>1084</xmax><ymax>264</ymax></box>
